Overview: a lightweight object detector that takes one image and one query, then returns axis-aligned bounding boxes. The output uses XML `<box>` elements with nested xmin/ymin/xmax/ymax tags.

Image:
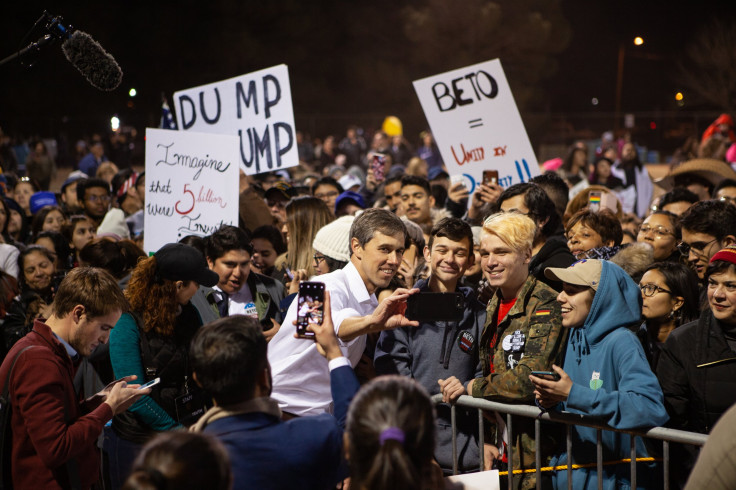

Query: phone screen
<box><xmin>296</xmin><ymin>282</ymin><xmax>326</xmax><ymax>338</ymax></box>
<box><xmin>371</xmin><ymin>153</ymin><xmax>386</xmax><ymax>182</ymax></box>
<box><xmin>588</xmin><ymin>191</ymin><xmax>602</xmax><ymax>213</ymax></box>
<box><xmin>138</xmin><ymin>377</ymin><xmax>161</xmax><ymax>390</ymax></box>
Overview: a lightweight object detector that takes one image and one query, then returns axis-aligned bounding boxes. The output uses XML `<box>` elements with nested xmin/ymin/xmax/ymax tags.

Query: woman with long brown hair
<box><xmin>274</xmin><ymin>196</ymin><xmax>334</xmax><ymax>291</ymax></box>
<box><xmin>104</xmin><ymin>243</ymin><xmax>219</xmax><ymax>490</ymax></box>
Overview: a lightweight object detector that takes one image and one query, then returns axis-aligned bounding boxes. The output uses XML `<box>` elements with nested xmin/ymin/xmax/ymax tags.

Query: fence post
<box><xmin>451</xmin><ymin>403</ymin><xmax>458</xmax><ymax>475</ymax></box>
<box><xmin>478</xmin><ymin>409</ymin><xmax>485</xmax><ymax>472</ymax></box>
<box><xmin>597</xmin><ymin>429</ymin><xmax>603</xmax><ymax>490</ymax></box>
<box><xmin>535</xmin><ymin>418</ymin><xmax>541</xmax><ymax>490</ymax></box>
<box><xmin>567</xmin><ymin>425</ymin><xmax>572</xmax><ymax>490</ymax></box>
<box><xmin>630</xmin><ymin>434</ymin><xmax>636</xmax><ymax>489</ymax></box>
<box><xmin>507</xmin><ymin>413</ymin><xmax>513</xmax><ymax>490</ymax></box>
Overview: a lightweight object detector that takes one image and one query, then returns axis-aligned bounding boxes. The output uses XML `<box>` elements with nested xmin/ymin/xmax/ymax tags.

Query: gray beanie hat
<box><xmin>313</xmin><ymin>215</ymin><xmax>355</xmax><ymax>262</ymax></box>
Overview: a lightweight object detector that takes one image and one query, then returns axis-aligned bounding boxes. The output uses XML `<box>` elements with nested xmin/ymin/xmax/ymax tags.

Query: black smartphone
<box><xmin>530</xmin><ymin>371</ymin><xmax>561</xmax><ymax>381</ymax></box>
<box><xmin>296</xmin><ymin>281</ymin><xmax>326</xmax><ymax>339</ymax></box>
<box><xmin>405</xmin><ymin>292</ymin><xmax>464</xmax><ymax>322</ymax></box>
<box><xmin>483</xmin><ymin>169</ymin><xmax>499</xmax><ymax>186</ymax></box>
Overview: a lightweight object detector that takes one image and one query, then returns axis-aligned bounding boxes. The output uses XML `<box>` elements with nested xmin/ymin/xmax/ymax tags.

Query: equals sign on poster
<box><xmin>468</xmin><ymin>118</ymin><xmax>483</xmax><ymax>129</ymax></box>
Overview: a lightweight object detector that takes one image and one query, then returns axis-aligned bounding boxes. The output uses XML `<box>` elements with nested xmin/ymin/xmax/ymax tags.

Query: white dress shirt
<box><xmin>267</xmin><ymin>261</ymin><xmax>377</xmax><ymax>416</ymax></box>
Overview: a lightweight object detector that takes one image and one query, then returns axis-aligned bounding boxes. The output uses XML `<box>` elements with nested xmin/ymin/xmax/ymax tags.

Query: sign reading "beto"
<box><xmin>413</xmin><ymin>59</ymin><xmax>539</xmax><ymax>198</ymax></box>
<box><xmin>173</xmin><ymin>64</ymin><xmax>297</xmax><ymax>175</ymax></box>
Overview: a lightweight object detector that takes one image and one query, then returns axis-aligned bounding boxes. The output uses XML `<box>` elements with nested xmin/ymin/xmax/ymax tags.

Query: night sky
<box><xmin>2</xmin><ymin>1</ymin><xmax>735</xmax><ymax>146</ymax></box>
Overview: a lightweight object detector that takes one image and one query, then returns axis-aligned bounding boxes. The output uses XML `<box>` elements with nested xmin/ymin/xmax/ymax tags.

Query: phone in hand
<box><xmin>405</xmin><ymin>292</ymin><xmax>464</xmax><ymax>322</ymax></box>
<box><xmin>371</xmin><ymin>153</ymin><xmax>387</xmax><ymax>182</ymax></box>
<box><xmin>483</xmin><ymin>170</ymin><xmax>499</xmax><ymax>186</ymax></box>
<box><xmin>296</xmin><ymin>281</ymin><xmax>326</xmax><ymax>339</ymax></box>
<box><xmin>588</xmin><ymin>190</ymin><xmax>602</xmax><ymax>212</ymax></box>
<box><xmin>530</xmin><ymin>371</ymin><xmax>561</xmax><ymax>381</ymax></box>
<box><xmin>138</xmin><ymin>377</ymin><xmax>161</xmax><ymax>390</ymax></box>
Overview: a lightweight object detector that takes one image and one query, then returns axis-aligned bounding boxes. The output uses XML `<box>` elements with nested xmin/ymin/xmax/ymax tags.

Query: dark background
<box><xmin>2</xmin><ymin>1</ymin><xmax>735</xmax><ymax>157</ymax></box>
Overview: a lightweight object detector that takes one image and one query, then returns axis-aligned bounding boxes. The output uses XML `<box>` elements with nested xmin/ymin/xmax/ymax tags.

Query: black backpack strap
<box><xmin>131</xmin><ymin>312</ymin><xmax>157</xmax><ymax>381</ymax></box>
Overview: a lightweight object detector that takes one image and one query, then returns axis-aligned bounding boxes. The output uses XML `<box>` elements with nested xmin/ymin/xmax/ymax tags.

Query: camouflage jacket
<box><xmin>471</xmin><ymin>275</ymin><xmax>567</xmax><ymax>488</ymax></box>
<box><xmin>472</xmin><ymin>274</ymin><xmax>567</xmax><ymax>402</ymax></box>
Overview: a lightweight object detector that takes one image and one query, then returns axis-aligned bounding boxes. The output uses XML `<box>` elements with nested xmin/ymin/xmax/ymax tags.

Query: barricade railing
<box><xmin>431</xmin><ymin>394</ymin><xmax>708</xmax><ymax>490</ymax></box>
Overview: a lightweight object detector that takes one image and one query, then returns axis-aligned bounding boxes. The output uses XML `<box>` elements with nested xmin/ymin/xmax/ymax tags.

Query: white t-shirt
<box><xmin>267</xmin><ymin>261</ymin><xmax>377</xmax><ymax>416</ymax></box>
<box><xmin>213</xmin><ymin>283</ymin><xmax>258</xmax><ymax>319</ymax></box>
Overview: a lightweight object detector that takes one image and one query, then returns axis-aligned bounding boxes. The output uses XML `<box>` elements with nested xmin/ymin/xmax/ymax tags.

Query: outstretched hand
<box><xmin>370</xmin><ymin>288</ymin><xmax>420</xmax><ymax>331</ymax></box>
<box><xmin>529</xmin><ymin>364</ymin><xmax>572</xmax><ymax>408</ymax></box>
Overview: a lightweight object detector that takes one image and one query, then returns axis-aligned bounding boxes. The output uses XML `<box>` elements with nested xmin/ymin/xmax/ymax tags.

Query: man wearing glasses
<box><xmin>76</xmin><ymin>177</ymin><xmax>112</xmax><ymax>227</ymax></box>
<box><xmin>679</xmin><ymin>200</ymin><xmax>736</xmax><ymax>280</ymax></box>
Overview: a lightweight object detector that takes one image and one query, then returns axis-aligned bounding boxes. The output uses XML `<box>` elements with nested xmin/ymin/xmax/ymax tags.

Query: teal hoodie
<box><xmin>551</xmin><ymin>260</ymin><xmax>669</xmax><ymax>490</ymax></box>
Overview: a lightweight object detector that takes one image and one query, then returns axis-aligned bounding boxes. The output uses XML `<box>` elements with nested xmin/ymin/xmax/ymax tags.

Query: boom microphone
<box><xmin>61</xmin><ymin>30</ymin><xmax>123</xmax><ymax>91</ymax></box>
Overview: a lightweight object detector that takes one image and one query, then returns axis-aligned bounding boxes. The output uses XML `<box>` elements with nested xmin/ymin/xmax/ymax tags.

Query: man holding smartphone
<box><xmin>190</xmin><ymin>292</ymin><xmax>359</xmax><ymax>489</ymax></box>
<box><xmin>374</xmin><ymin>218</ymin><xmax>486</xmax><ymax>474</ymax></box>
<box><xmin>0</xmin><ymin>268</ymin><xmax>148</xmax><ymax>489</ymax></box>
<box><xmin>267</xmin><ymin>209</ymin><xmax>419</xmax><ymax>416</ymax></box>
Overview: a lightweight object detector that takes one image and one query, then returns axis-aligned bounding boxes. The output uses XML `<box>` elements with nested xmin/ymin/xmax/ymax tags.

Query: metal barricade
<box><xmin>431</xmin><ymin>394</ymin><xmax>709</xmax><ymax>490</ymax></box>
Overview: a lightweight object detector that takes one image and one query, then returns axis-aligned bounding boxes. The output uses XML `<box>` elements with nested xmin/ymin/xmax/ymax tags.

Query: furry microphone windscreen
<box><xmin>61</xmin><ymin>31</ymin><xmax>122</xmax><ymax>91</ymax></box>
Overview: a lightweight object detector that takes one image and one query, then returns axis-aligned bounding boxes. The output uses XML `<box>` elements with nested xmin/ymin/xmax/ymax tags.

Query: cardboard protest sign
<box><xmin>144</xmin><ymin>128</ymin><xmax>240</xmax><ymax>254</ymax></box>
<box><xmin>413</xmin><ymin>59</ymin><xmax>539</xmax><ymax>195</ymax></box>
<box><xmin>173</xmin><ymin>64</ymin><xmax>297</xmax><ymax>175</ymax></box>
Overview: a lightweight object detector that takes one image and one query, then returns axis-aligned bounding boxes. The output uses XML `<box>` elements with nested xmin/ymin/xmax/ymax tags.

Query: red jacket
<box><xmin>0</xmin><ymin>320</ymin><xmax>113</xmax><ymax>489</ymax></box>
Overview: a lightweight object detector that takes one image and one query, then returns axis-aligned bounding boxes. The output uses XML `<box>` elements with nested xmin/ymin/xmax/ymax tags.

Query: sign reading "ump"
<box><xmin>173</xmin><ymin>64</ymin><xmax>297</xmax><ymax>175</ymax></box>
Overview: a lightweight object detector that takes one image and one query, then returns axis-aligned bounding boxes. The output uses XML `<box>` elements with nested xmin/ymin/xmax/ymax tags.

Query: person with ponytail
<box><xmin>122</xmin><ymin>431</ymin><xmax>231</xmax><ymax>490</ymax></box>
<box><xmin>345</xmin><ymin>375</ymin><xmax>444</xmax><ymax>490</ymax></box>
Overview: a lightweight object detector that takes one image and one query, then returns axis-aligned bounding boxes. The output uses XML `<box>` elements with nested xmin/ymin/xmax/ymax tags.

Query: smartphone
<box><xmin>588</xmin><ymin>190</ymin><xmax>602</xmax><ymax>212</ymax></box>
<box><xmin>530</xmin><ymin>371</ymin><xmax>561</xmax><ymax>381</ymax></box>
<box><xmin>449</xmin><ymin>174</ymin><xmax>466</xmax><ymax>190</ymax></box>
<box><xmin>405</xmin><ymin>292</ymin><xmax>464</xmax><ymax>322</ymax></box>
<box><xmin>296</xmin><ymin>281</ymin><xmax>326</xmax><ymax>339</ymax></box>
<box><xmin>138</xmin><ymin>377</ymin><xmax>161</xmax><ymax>390</ymax></box>
<box><xmin>483</xmin><ymin>170</ymin><xmax>499</xmax><ymax>186</ymax></box>
<box><xmin>371</xmin><ymin>153</ymin><xmax>387</xmax><ymax>182</ymax></box>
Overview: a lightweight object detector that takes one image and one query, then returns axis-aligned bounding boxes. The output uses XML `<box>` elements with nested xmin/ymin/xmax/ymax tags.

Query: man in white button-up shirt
<box><xmin>268</xmin><ymin>208</ymin><xmax>419</xmax><ymax>416</ymax></box>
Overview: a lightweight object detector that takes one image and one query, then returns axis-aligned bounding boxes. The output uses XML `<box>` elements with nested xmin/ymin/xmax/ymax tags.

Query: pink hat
<box><xmin>726</xmin><ymin>143</ymin><xmax>736</xmax><ymax>164</ymax></box>
<box><xmin>543</xmin><ymin>158</ymin><xmax>563</xmax><ymax>171</ymax></box>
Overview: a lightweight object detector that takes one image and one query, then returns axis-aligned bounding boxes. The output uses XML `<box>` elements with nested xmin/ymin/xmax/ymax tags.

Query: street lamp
<box><xmin>614</xmin><ymin>37</ymin><xmax>644</xmax><ymax>131</ymax></box>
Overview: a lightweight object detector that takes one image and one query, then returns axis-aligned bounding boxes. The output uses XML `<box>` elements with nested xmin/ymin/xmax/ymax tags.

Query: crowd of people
<box><xmin>1</xmin><ymin>113</ymin><xmax>736</xmax><ymax>489</ymax></box>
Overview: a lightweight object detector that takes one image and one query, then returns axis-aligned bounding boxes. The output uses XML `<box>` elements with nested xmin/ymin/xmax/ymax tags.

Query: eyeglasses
<box><xmin>85</xmin><ymin>194</ymin><xmax>111</xmax><ymax>203</ymax></box>
<box><xmin>677</xmin><ymin>238</ymin><xmax>718</xmax><ymax>257</ymax></box>
<box><xmin>638</xmin><ymin>225</ymin><xmax>674</xmax><ymax>239</ymax></box>
<box><xmin>640</xmin><ymin>283</ymin><xmax>672</xmax><ymax>297</ymax></box>
<box><xmin>313</xmin><ymin>254</ymin><xmax>325</xmax><ymax>265</ymax></box>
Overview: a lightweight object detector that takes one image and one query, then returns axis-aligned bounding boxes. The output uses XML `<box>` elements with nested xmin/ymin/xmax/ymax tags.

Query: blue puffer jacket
<box><xmin>551</xmin><ymin>260</ymin><xmax>669</xmax><ymax>490</ymax></box>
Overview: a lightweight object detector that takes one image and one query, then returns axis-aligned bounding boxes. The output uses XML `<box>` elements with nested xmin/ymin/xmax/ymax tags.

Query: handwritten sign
<box><xmin>173</xmin><ymin>64</ymin><xmax>297</xmax><ymax>175</ymax></box>
<box><xmin>413</xmin><ymin>59</ymin><xmax>539</xmax><ymax>195</ymax></box>
<box><xmin>144</xmin><ymin>128</ymin><xmax>240</xmax><ymax>254</ymax></box>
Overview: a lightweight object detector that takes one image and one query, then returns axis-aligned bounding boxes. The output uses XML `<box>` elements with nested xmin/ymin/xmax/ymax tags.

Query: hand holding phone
<box><xmin>371</xmin><ymin>153</ymin><xmax>387</xmax><ymax>182</ymax></box>
<box><xmin>305</xmin><ymin>291</ymin><xmax>343</xmax><ymax>361</ymax></box>
<box><xmin>296</xmin><ymin>282</ymin><xmax>326</xmax><ymax>339</ymax></box>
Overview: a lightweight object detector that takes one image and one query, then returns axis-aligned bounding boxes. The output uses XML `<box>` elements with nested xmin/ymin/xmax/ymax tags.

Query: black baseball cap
<box><xmin>154</xmin><ymin>243</ymin><xmax>219</xmax><ymax>287</ymax></box>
